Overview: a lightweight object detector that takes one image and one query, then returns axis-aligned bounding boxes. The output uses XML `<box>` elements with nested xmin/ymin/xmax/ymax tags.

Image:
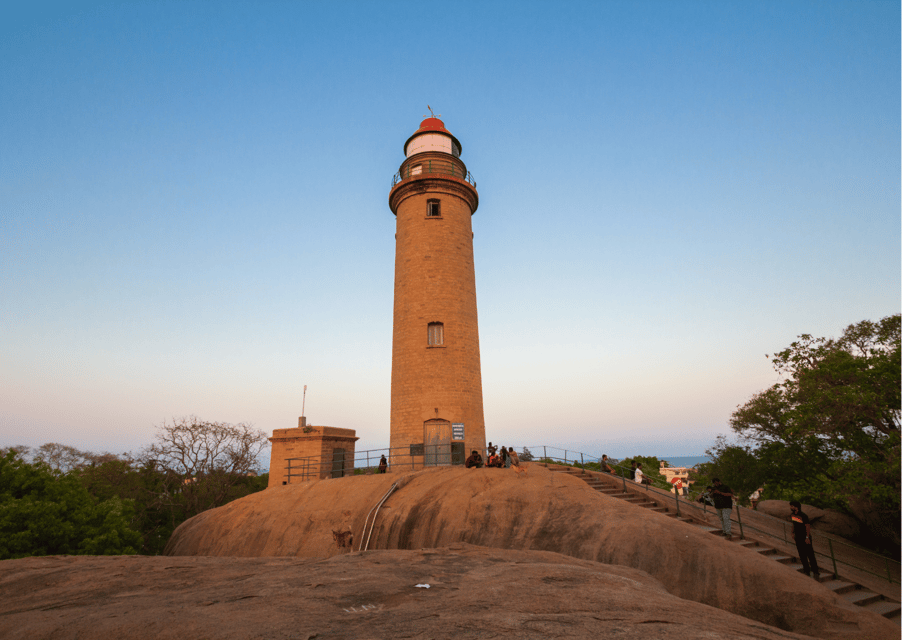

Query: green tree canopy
<box><xmin>728</xmin><ymin>314</ymin><xmax>900</xmax><ymax>550</ymax></box>
<box><xmin>0</xmin><ymin>452</ymin><xmax>142</xmax><ymax>559</ymax></box>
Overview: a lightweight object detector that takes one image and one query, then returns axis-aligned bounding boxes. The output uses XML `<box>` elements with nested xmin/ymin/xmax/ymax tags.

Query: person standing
<box><xmin>790</xmin><ymin>501</ymin><xmax>820</xmax><ymax>578</ymax></box>
<box><xmin>629</xmin><ymin>461</ymin><xmax>637</xmax><ymax>481</ymax></box>
<box><xmin>711</xmin><ymin>478</ymin><xmax>734</xmax><ymax>537</ymax></box>
<box><xmin>378</xmin><ymin>455</ymin><xmax>388</xmax><ymax>474</ymax></box>
<box><xmin>501</xmin><ymin>446</ymin><xmax>510</xmax><ymax>468</ymax></box>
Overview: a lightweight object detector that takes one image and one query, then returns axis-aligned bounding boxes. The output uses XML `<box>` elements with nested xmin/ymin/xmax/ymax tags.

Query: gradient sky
<box><xmin>1</xmin><ymin>1</ymin><xmax>899</xmax><ymax>468</ymax></box>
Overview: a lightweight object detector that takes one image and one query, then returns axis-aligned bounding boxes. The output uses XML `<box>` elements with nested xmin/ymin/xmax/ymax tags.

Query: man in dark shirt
<box><xmin>465</xmin><ymin>450</ymin><xmax>483</xmax><ymax>468</ymax></box>
<box><xmin>790</xmin><ymin>501</ymin><xmax>820</xmax><ymax>578</ymax></box>
<box><xmin>711</xmin><ymin>478</ymin><xmax>734</xmax><ymax>537</ymax></box>
<box><xmin>629</xmin><ymin>461</ymin><xmax>637</xmax><ymax>480</ymax></box>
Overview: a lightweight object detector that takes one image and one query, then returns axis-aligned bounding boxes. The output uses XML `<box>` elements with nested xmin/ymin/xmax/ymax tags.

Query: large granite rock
<box><xmin>163</xmin><ymin>465</ymin><xmax>896</xmax><ymax>640</ymax></box>
<box><xmin>757</xmin><ymin>500</ymin><xmax>862</xmax><ymax>540</ymax></box>
<box><xmin>0</xmin><ymin>546</ymin><xmax>878</xmax><ymax>640</ymax></box>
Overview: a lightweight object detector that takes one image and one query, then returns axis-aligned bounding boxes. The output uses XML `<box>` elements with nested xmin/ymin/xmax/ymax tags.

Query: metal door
<box><xmin>331</xmin><ymin>448</ymin><xmax>346</xmax><ymax>478</ymax></box>
<box><xmin>424</xmin><ymin>420</ymin><xmax>451</xmax><ymax>466</ymax></box>
<box><xmin>451</xmin><ymin>442</ymin><xmax>465</xmax><ymax>465</ymax></box>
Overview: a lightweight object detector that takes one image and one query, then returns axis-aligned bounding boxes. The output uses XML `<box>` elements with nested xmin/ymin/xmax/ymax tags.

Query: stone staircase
<box><xmin>546</xmin><ymin>464</ymin><xmax>901</xmax><ymax>624</ymax></box>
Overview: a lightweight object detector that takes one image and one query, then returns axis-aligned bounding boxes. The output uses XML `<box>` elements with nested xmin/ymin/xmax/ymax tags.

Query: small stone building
<box><xmin>268</xmin><ymin>418</ymin><xmax>358</xmax><ymax>487</ymax></box>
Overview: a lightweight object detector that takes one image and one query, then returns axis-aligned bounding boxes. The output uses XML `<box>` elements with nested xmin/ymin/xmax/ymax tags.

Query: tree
<box><xmin>730</xmin><ymin>314</ymin><xmax>900</xmax><ymax>550</ymax></box>
<box><xmin>0</xmin><ymin>452</ymin><xmax>141</xmax><ymax>559</ymax></box>
<box><xmin>140</xmin><ymin>417</ymin><xmax>270</xmax><ymax>525</ymax></box>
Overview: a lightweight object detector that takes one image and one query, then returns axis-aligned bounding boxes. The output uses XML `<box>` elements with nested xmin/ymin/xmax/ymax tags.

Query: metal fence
<box><xmin>286</xmin><ymin>443</ymin><xmax>469</xmax><ymax>482</ymax></box>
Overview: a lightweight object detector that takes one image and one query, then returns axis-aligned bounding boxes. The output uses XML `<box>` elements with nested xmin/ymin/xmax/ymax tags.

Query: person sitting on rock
<box><xmin>465</xmin><ymin>450</ymin><xmax>483</xmax><ymax>468</ymax></box>
<box><xmin>487</xmin><ymin>452</ymin><xmax>502</xmax><ymax>468</ymax></box>
<box><xmin>601</xmin><ymin>455</ymin><xmax>614</xmax><ymax>473</ymax></box>
<box><xmin>508</xmin><ymin>447</ymin><xmax>520</xmax><ymax>467</ymax></box>
<box><xmin>749</xmin><ymin>487</ymin><xmax>763</xmax><ymax>510</ymax></box>
<box><xmin>634</xmin><ymin>462</ymin><xmax>646</xmax><ymax>484</ymax></box>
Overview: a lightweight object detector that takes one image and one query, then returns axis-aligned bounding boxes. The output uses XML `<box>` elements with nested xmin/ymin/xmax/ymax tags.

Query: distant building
<box><xmin>659</xmin><ymin>464</ymin><xmax>693</xmax><ymax>495</ymax></box>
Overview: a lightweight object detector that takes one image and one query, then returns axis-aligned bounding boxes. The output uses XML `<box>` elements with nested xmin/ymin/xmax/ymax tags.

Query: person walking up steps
<box><xmin>711</xmin><ymin>478</ymin><xmax>734</xmax><ymax>537</ymax></box>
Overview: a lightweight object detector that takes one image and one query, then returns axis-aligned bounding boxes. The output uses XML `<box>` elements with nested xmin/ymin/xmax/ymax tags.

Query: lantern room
<box><xmin>403</xmin><ymin>117</ymin><xmax>462</xmax><ymax>158</ymax></box>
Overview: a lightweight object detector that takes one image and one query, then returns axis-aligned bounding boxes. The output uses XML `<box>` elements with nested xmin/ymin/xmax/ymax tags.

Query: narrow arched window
<box><xmin>427</xmin><ymin>199</ymin><xmax>441</xmax><ymax>217</ymax></box>
<box><xmin>428</xmin><ymin>322</ymin><xmax>444</xmax><ymax>346</ymax></box>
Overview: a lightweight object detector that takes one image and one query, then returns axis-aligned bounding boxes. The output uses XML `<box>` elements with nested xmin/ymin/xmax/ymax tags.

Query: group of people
<box><xmin>697</xmin><ymin>480</ymin><xmax>820</xmax><ymax>578</ymax></box>
<box><xmin>465</xmin><ymin>442</ymin><xmax>520</xmax><ymax>469</ymax></box>
<box><xmin>598</xmin><ymin>456</ymin><xmax>652</xmax><ymax>487</ymax></box>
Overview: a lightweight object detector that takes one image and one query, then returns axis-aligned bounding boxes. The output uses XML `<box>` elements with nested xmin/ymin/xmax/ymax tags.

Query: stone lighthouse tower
<box><xmin>388</xmin><ymin>113</ymin><xmax>486</xmax><ymax>467</ymax></box>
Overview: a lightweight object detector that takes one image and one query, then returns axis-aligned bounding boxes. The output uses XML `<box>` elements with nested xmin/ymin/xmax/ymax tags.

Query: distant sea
<box><xmin>657</xmin><ymin>455</ymin><xmax>711</xmax><ymax>468</ymax></box>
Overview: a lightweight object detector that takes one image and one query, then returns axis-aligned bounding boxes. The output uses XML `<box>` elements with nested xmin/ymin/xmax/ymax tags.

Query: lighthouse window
<box><xmin>428</xmin><ymin>322</ymin><xmax>444</xmax><ymax>346</ymax></box>
<box><xmin>427</xmin><ymin>199</ymin><xmax>441</xmax><ymax>217</ymax></box>
<box><xmin>410</xmin><ymin>164</ymin><xmax>423</xmax><ymax>176</ymax></box>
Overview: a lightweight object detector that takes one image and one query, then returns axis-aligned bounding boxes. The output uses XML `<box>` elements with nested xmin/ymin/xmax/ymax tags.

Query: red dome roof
<box><xmin>403</xmin><ymin>117</ymin><xmax>463</xmax><ymax>156</ymax></box>
<box><xmin>415</xmin><ymin>117</ymin><xmax>450</xmax><ymax>134</ymax></box>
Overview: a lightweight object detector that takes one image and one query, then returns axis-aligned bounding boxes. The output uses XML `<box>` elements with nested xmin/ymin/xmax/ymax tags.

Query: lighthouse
<box><xmin>388</xmin><ymin>112</ymin><xmax>486</xmax><ymax>467</ymax></box>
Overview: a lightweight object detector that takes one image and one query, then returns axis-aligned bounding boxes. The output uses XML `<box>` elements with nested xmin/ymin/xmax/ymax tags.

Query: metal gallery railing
<box><xmin>391</xmin><ymin>159</ymin><xmax>476</xmax><ymax>188</ymax></box>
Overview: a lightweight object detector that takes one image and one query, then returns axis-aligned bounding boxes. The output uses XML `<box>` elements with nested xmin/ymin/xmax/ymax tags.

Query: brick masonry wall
<box><xmin>268</xmin><ymin>425</ymin><xmax>358</xmax><ymax>487</ymax></box>
<box><xmin>388</xmin><ymin>163</ymin><xmax>486</xmax><ymax>465</ymax></box>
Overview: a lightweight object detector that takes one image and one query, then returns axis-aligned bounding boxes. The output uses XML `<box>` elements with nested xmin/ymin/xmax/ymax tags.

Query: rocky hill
<box><xmin>160</xmin><ymin>464</ymin><xmax>897</xmax><ymax>640</ymax></box>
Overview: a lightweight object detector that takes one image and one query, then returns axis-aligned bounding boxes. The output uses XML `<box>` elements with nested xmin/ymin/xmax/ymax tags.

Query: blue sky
<box><xmin>1</xmin><ymin>1</ymin><xmax>899</xmax><ymax>466</ymax></box>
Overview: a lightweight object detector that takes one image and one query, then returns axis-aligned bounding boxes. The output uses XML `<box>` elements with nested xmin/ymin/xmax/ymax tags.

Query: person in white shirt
<box><xmin>634</xmin><ymin>462</ymin><xmax>645</xmax><ymax>484</ymax></box>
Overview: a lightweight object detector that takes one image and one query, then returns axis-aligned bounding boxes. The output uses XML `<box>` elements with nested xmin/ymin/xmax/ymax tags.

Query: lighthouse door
<box><xmin>424</xmin><ymin>420</ymin><xmax>451</xmax><ymax>466</ymax></box>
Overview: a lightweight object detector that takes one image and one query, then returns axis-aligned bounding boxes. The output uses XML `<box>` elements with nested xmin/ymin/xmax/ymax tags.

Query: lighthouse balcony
<box><xmin>392</xmin><ymin>157</ymin><xmax>476</xmax><ymax>189</ymax></box>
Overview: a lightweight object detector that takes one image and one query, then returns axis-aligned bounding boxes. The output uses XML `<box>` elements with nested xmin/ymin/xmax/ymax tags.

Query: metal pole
<box><xmin>543</xmin><ymin>446</ymin><xmax>547</xmax><ymax>461</ymax></box>
<box><xmin>675</xmin><ymin>488</ymin><xmax>680</xmax><ymax>517</ymax></box>
<box><xmin>829</xmin><ymin>539</ymin><xmax>839</xmax><ymax>579</ymax></box>
<box><xmin>736</xmin><ymin>505</ymin><xmax>744</xmax><ymax>539</ymax></box>
<box><xmin>301</xmin><ymin>384</ymin><xmax>307</xmax><ymax>419</ymax></box>
<box><xmin>581</xmin><ymin>453</ymin><xmax>584</xmax><ymax>466</ymax></box>
<box><xmin>783</xmin><ymin>522</ymin><xmax>787</xmax><ymax>543</ymax></box>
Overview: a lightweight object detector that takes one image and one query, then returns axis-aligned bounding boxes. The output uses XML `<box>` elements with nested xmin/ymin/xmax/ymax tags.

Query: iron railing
<box><xmin>286</xmin><ymin>443</ymin><xmax>469</xmax><ymax>482</ymax></box>
<box><xmin>391</xmin><ymin>159</ymin><xmax>476</xmax><ymax>188</ymax></box>
<box><xmin>283</xmin><ymin>443</ymin><xmax>899</xmax><ymax>585</ymax></box>
<box><xmin>529</xmin><ymin>446</ymin><xmax>900</xmax><ymax>586</ymax></box>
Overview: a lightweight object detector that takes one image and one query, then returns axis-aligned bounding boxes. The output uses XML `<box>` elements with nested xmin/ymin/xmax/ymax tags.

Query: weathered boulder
<box><xmin>758</xmin><ymin>500</ymin><xmax>822</xmax><ymax>521</ymax></box>
<box><xmin>0</xmin><ymin>546</ymin><xmax>842</xmax><ymax>640</ymax></box>
<box><xmin>817</xmin><ymin>509</ymin><xmax>862</xmax><ymax>540</ymax></box>
<box><xmin>164</xmin><ymin>465</ymin><xmax>896</xmax><ymax>640</ymax></box>
<box><xmin>757</xmin><ymin>500</ymin><xmax>861</xmax><ymax>541</ymax></box>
